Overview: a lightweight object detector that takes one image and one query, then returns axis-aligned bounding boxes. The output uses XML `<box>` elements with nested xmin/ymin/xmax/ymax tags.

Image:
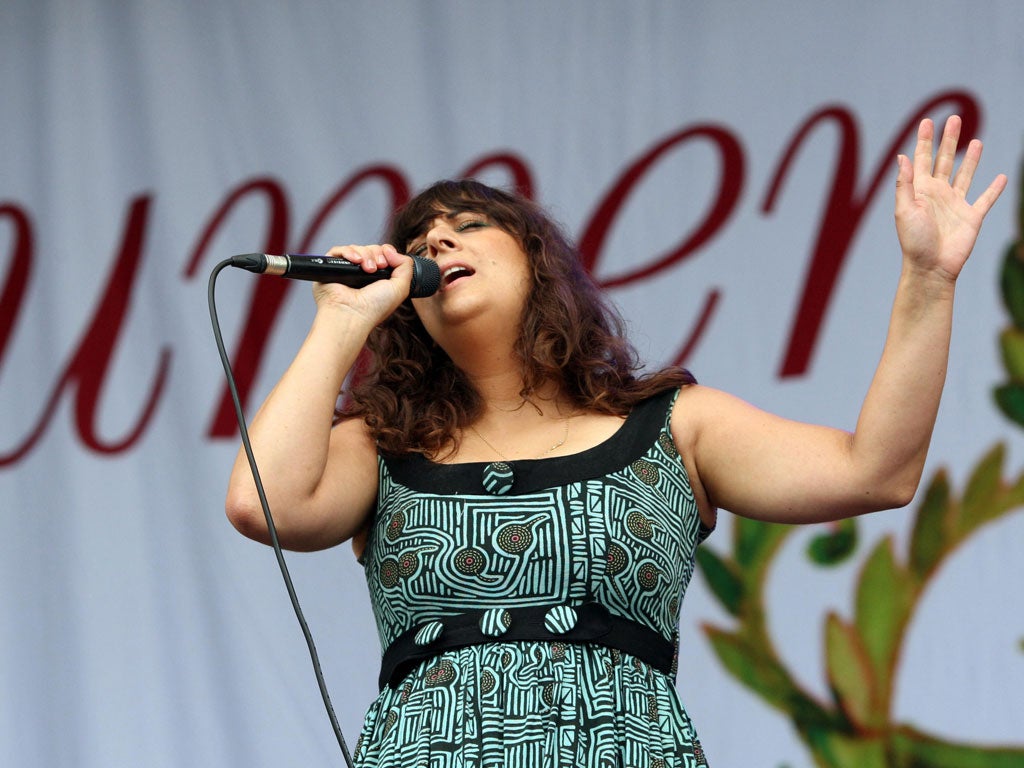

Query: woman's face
<box><xmin>408</xmin><ymin>209</ymin><xmax>533</xmax><ymax>345</ymax></box>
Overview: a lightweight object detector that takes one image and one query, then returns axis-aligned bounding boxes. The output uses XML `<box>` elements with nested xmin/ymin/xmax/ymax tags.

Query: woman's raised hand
<box><xmin>894</xmin><ymin>115</ymin><xmax>1007</xmax><ymax>281</ymax></box>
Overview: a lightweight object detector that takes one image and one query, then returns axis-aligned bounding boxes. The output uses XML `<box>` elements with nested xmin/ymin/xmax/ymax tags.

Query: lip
<box><xmin>437</xmin><ymin>260</ymin><xmax>475</xmax><ymax>291</ymax></box>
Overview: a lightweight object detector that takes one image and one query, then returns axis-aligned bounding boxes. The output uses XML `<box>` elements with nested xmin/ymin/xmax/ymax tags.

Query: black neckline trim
<box><xmin>382</xmin><ymin>389</ymin><xmax>676</xmax><ymax>495</ymax></box>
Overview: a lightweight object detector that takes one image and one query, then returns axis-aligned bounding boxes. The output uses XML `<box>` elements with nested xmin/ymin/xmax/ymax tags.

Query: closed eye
<box><xmin>407</xmin><ymin>218</ymin><xmax>489</xmax><ymax>257</ymax></box>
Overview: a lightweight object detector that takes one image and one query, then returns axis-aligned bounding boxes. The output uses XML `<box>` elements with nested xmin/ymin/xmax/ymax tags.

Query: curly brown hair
<box><xmin>339</xmin><ymin>179</ymin><xmax>695</xmax><ymax>457</ymax></box>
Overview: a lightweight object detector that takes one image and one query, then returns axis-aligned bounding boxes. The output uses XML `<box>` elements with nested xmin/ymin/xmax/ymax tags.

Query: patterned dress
<box><xmin>355</xmin><ymin>389</ymin><xmax>712</xmax><ymax>768</ymax></box>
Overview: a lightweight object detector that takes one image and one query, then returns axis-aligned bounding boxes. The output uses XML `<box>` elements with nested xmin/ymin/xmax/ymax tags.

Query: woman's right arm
<box><xmin>225</xmin><ymin>244</ymin><xmax>414</xmax><ymax>552</ymax></box>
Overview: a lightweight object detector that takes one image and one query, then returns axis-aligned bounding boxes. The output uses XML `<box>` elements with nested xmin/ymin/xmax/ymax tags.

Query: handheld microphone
<box><xmin>230</xmin><ymin>253</ymin><xmax>442</xmax><ymax>298</ymax></box>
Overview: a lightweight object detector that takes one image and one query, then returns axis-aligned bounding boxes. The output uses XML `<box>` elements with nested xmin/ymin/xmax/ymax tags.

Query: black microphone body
<box><xmin>231</xmin><ymin>253</ymin><xmax>441</xmax><ymax>298</ymax></box>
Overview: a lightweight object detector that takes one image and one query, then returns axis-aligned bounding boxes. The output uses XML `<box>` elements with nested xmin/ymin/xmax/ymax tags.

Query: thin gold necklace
<box><xmin>468</xmin><ymin>416</ymin><xmax>570</xmax><ymax>462</ymax></box>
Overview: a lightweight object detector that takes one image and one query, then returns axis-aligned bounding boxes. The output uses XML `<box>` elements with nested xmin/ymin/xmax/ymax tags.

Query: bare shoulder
<box><xmin>670</xmin><ymin>383</ymin><xmax>746</xmax><ymax>434</ymax></box>
<box><xmin>668</xmin><ymin>384</ymin><xmax>721</xmax><ymax>528</ymax></box>
<box><xmin>670</xmin><ymin>383</ymin><xmax>782</xmax><ymax>475</ymax></box>
<box><xmin>671</xmin><ymin>383</ymin><xmax>767</xmax><ymax>430</ymax></box>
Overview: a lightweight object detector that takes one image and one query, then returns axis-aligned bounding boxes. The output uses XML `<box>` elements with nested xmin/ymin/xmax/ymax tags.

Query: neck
<box><xmin>470</xmin><ymin>371</ymin><xmax>569</xmax><ymax>418</ymax></box>
<box><xmin>461</xmin><ymin>381</ymin><xmax>575</xmax><ymax>463</ymax></box>
<box><xmin>432</xmin><ymin>323</ymin><xmax>570</xmax><ymax>418</ymax></box>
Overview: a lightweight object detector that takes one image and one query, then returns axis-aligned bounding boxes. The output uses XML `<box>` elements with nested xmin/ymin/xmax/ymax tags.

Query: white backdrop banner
<box><xmin>2</xmin><ymin>2</ymin><xmax>1023</xmax><ymax>767</ymax></box>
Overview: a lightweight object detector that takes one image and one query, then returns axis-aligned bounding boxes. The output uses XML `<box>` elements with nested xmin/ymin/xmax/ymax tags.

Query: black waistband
<box><xmin>379</xmin><ymin>602</ymin><xmax>675</xmax><ymax>690</ymax></box>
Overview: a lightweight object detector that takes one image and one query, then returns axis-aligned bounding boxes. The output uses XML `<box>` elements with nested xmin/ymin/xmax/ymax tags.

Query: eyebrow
<box><xmin>406</xmin><ymin>209</ymin><xmax>484</xmax><ymax>245</ymax></box>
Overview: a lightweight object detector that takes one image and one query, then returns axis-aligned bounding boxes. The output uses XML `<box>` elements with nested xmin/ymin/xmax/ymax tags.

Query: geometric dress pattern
<box><xmin>355</xmin><ymin>388</ymin><xmax>713</xmax><ymax>767</ymax></box>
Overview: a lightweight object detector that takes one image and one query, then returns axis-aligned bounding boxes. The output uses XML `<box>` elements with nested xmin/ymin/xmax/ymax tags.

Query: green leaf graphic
<box><xmin>808</xmin><ymin>518</ymin><xmax>858</xmax><ymax>566</ymax></box>
<box><xmin>734</xmin><ymin>516</ymin><xmax>788</xmax><ymax>569</ymax></box>
<box><xmin>909</xmin><ymin>469</ymin><xmax>950</xmax><ymax>579</ymax></box>
<box><xmin>824</xmin><ymin>613</ymin><xmax>880</xmax><ymax>729</ymax></box>
<box><xmin>993</xmin><ymin>383</ymin><xmax>1024</xmax><ymax>426</ymax></box>
<box><xmin>999</xmin><ymin>242</ymin><xmax>1024</xmax><ymax>328</ymax></box>
<box><xmin>998</xmin><ymin>327</ymin><xmax>1024</xmax><ymax>380</ymax></box>
<box><xmin>890</xmin><ymin>726</ymin><xmax>1024</xmax><ymax>768</ymax></box>
<box><xmin>694</xmin><ymin>547</ymin><xmax>744</xmax><ymax>616</ymax></box>
<box><xmin>959</xmin><ymin>443</ymin><xmax>1005</xmax><ymax>534</ymax></box>
<box><xmin>854</xmin><ymin>538</ymin><xmax>915</xmax><ymax>710</ymax></box>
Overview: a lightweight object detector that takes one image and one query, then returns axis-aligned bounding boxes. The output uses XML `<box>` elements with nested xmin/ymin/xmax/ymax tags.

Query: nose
<box><xmin>425</xmin><ymin>222</ymin><xmax>460</xmax><ymax>258</ymax></box>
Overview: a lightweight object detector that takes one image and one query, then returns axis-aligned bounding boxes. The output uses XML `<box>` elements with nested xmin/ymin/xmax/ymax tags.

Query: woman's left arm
<box><xmin>678</xmin><ymin>115</ymin><xmax>1007</xmax><ymax>524</ymax></box>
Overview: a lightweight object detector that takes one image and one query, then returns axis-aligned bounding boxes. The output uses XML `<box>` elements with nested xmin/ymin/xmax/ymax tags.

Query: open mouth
<box><xmin>441</xmin><ymin>264</ymin><xmax>475</xmax><ymax>289</ymax></box>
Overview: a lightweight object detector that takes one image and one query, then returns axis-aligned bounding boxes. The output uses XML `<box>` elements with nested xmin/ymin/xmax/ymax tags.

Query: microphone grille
<box><xmin>409</xmin><ymin>256</ymin><xmax>442</xmax><ymax>298</ymax></box>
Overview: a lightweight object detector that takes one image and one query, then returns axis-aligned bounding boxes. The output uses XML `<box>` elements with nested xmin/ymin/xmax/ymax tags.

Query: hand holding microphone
<box><xmin>231</xmin><ymin>246</ymin><xmax>442</xmax><ymax>298</ymax></box>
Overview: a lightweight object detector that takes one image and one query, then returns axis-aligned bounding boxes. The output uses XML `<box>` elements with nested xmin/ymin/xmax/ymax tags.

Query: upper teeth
<box><xmin>443</xmin><ymin>266</ymin><xmax>469</xmax><ymax>280</ymax></box>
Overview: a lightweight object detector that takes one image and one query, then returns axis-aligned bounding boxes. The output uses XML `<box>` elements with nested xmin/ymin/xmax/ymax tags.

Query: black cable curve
<box><xmin>208</xmin><ymin>258</ymin><xmax>355</xmax><ymax>767</ymax></box>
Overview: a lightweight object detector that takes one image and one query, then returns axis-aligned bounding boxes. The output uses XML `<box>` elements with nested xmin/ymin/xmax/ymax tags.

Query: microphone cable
<box><xmin>207</xmin><ymin>258</ymin><xmax>355</xmax><ymax>768</ymax></box>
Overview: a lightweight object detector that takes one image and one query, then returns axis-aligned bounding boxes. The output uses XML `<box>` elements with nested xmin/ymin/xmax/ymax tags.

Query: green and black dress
<box><xmin>355</xmin><ymin>388</ymin><xmax>713</xmax><ymax>768</ymax></box>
